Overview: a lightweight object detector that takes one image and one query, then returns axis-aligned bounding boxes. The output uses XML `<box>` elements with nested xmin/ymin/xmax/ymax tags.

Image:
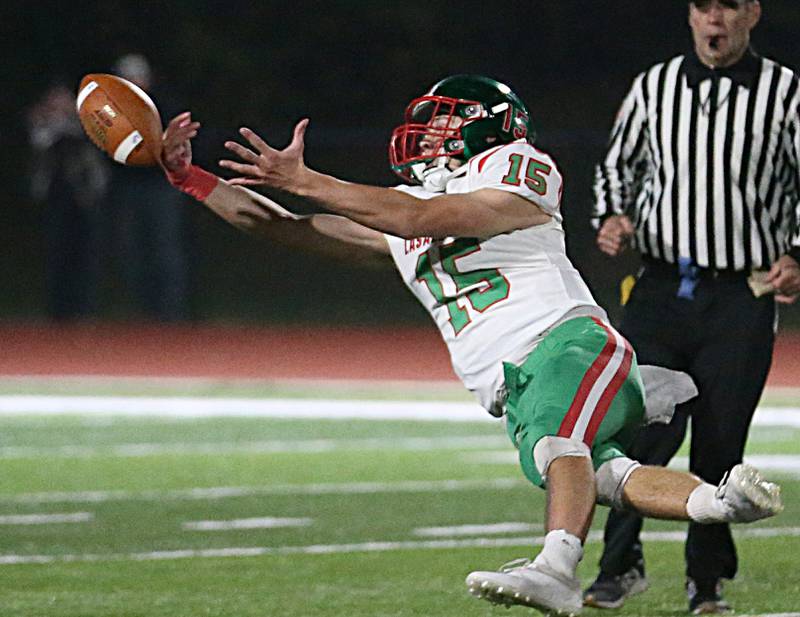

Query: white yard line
<box><xmin>7</xmin><ymin>450</ymin><xmax>800</xmax><ymax>505</ymax></box>
<box><xmin>183</xmin><ymin>517</ymin><xmax>312</xmax><ymax>531</ymax></box>
<box><xmin>413</xmin><ymin>525</ymin><xmax>800</xmax><ymax>541</ymax></box>
<box><xmin>0</xmin><ymin>396</ymin><xmax>796</xmax><ymax>426</ymax></box>
<box><xmin>1</xmin><ymin>526</ymin><xmax>798</xmax><ymax>566</ymax></box>
<box><xmin>0</xmin><ymin>478</ymin><xmax>527</xmax><ymax>505</ymax></box>
<box><xmin>0</xmin><ymin>512</ymin><xmax>92</xmax><ymax>525</ymax></box>
<box><xmin>414</xmin><ymin>522</ymin><xmax>538</xmax><ymax>537</ymax></box>
<box><xmin>0</xmin><ymin>435</ymin><xmax>511</xmax><ymax>460</ymax></box>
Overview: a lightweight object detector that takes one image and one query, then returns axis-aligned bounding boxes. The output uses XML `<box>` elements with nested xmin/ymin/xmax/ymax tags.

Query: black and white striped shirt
<box><xmin>593</xmin><ymin>50</ymin><xmax>800</xmax><ymax>271</ymax></box>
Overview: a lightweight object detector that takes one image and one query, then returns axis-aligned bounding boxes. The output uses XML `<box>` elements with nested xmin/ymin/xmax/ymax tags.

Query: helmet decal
<box><xmin>499</xmin><ymin>104</ymin><xmax>529</xmax><ymax>140</ymax></box>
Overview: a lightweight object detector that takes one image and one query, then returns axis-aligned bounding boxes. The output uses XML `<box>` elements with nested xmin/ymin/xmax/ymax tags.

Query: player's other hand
<box><xmin>767</xmin><ymin>254</ymin><xmax>800</xmax><ymax>304</ymax></box>
<box><xmin>597</xmin><ymin>214</ymin><xmax>635</xmax><ymax>257</ymax></box>
<box><xmin>219</xmin><ymin>119</ymin><xmax>310</xmax><ymax>193</ymax></box>
<box><xmin>162</xmin><ymin>112</ymin><xmax>200</xmax><ymax>177</ymax></box>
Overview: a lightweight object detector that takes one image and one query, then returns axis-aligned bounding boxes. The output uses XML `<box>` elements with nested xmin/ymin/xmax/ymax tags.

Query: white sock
<box><xmin>532</xmin><ymin>529</ymin><xmax>583</xmax><ymax>579</ymax></box>
<box><xmin>686</xmin><ymin>483</ymin><xmax>728</xmax><ymax>523</ymax></box>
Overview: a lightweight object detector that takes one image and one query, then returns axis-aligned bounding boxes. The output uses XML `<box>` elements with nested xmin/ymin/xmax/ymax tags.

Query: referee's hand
<box><xmin>767</xmin><ymin>255</ymin><xmax>800</xmax><ymax>304</ymax></box>
<box><xmin>597</xmin><ymin>215</ymin><xmax>634</xmax><ymax>257</ymax></box>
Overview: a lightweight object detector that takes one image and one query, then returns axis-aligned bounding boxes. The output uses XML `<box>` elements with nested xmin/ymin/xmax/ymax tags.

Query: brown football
<box><xmin>76</xmin><ymin>73</ymin><xmax>163</xmax><ymax>166</ymax></box>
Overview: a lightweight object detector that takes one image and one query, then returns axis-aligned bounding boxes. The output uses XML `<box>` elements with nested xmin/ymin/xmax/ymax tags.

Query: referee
<box><xmin>585</xmin><ymin>0</ymin><xmax>800</xmax><ymax>614</ymax></box>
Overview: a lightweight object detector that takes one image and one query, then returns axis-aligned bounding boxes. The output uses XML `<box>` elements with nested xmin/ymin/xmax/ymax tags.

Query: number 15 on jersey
<box><xmin>415</xmin><ymin>238</ymin><xmax>510</xmax><ymax>335</ymax></box>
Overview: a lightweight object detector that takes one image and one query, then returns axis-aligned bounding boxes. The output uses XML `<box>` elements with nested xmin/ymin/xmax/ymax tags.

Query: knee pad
<box><xmin>533</xmin><ymin>436</ymin><xmax>591</xmax><ymax>482</ymax></box>
<box><xmin>595</xmin><ymin>457</ymin><xmax>641</xmax><ymax>508</ymax></box>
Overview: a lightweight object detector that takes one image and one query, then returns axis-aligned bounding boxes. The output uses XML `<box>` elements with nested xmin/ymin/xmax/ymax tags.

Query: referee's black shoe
<box><xmin>583</xmin><ymin>564</ymin><xmax>648</xmax><ymax>609</ymax></box>
<box><xmin>687</xmin><ymin>578</ymin><xmax>731</xmax><ymax>615</ymax></box>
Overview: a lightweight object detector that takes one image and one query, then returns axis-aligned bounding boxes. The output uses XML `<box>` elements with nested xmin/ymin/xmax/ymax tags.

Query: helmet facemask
<box><xmin>389</xmin><ymin>95</ymin><xmax>488</xmax><ymax>185</ymax></box>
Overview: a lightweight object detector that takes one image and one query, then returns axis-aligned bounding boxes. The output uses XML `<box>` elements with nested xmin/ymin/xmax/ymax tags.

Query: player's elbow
<box><xmin>389</xmin><ymin>204</ymin><xmax>439</xmax><ymax>240</ymax></box>
<box><xmin>396</xmin><ymin>218</ymin><xmax>429</xmax><ymax>240</ymax></box>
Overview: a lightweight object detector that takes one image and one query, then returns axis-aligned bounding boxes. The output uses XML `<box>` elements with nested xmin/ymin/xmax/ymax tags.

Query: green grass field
<box><xmin>0</xmin><ymin>378</ymin><xmax>798</xmax><ymax>617</ymax></box>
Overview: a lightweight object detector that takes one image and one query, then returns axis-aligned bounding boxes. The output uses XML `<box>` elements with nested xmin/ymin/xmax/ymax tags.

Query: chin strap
<box><xmin>416</xmin><ymin>162</ymin><xmax>467</xmax><ymax>193</ymax></box>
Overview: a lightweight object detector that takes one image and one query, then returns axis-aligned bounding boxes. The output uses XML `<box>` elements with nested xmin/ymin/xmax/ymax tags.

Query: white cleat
<box><xmin>466</xmin><ymin>558</ymin><xmax>582</xmax><ymax>616</ymax></box>
<box><xmin>718</xmin><ymin>463</ymin><xmax>783</xmax><ymax>523</ymax></box>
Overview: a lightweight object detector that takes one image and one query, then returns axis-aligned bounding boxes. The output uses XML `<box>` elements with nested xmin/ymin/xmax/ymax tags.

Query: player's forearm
<box><xmin>308</xmin><ymin>214</ymin><xmax>390</xmax><ymax>253</ymax></box>
<box><xmin>295</xmin><ymin>169</ymin><xmax>427</xmax><ymax>239</ymax></box>
<box><xmin>166</xmin><ymin>164</ymin><xmax>286</xmax><ymax>235</ymax></box>
<box><xmin>203</xmin><ymin>180</ymin><xmax>275</xmax><ymax>233</ymax></box>
<box><xmin>167</xmin><ymin>165</ymin><xmax>389</xmax><ymax>256</ymax></box>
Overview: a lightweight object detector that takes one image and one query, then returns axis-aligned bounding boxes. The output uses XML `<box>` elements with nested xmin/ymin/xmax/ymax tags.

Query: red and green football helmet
<box><xmin>389</xmin><ymin>74</ymin><xmax>535</xmax><ymax>184</ymax></box>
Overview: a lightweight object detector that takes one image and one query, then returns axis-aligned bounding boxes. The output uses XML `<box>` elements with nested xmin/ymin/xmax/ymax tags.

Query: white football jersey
<box><xmin>385</xmin><ymin>140</ymin><xmax>606</xmax><ymax>414</ymax></box>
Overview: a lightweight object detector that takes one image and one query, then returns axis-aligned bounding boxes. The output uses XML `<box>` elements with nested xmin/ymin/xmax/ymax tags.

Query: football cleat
<box><xmin>717</xmin><ymin>463</ymin><xmax>783</xmax><ymax>523</ymax></box>
<box><xmin>466</xmin><ymin>558</ymin><xmax>582</xmax><ymax>616</ymax></box>
<box><xmin>583</xmin><ymin>564</ymin><xmax>649</xmax><ymax>609</ymax></box>
<box><xmin>687</xmin><ymin>578</ymin><xmax>731</xmax><ymax>614</ymax></box>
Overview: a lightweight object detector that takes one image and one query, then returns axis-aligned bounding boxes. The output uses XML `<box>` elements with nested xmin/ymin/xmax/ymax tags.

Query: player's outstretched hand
<box><xmin>162</xmin><ymin>112</ymin><xmax>200</xmax><ymax>175</ymax></box>
<box><xmin>219</xmin><ymin>119</ymin><xmax>310</xmax><ymax>192</ymax></box>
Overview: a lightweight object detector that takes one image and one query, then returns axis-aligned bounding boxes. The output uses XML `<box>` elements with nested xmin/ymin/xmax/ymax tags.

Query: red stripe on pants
<box><xmin>582</xmin><ymin>331</ymin><xmax>633</xmax><ymax>446</ymax></box>
<box><xmin>557</xmin><ymin>320</ymin><xmax>617</xmax><ymax>438</ymax></box>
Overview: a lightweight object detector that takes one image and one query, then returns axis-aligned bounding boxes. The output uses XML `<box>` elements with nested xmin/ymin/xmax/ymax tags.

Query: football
<box><xmin>76</xmin><ymin>73</ymin><xmax>163</xmax><ymax>166</ymax></box>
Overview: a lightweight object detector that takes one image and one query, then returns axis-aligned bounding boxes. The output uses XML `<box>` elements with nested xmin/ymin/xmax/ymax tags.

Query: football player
<box><xmin>160</xmin><ymin>75</ymin><xmax>782</xmax><ymax>616</ymax></box>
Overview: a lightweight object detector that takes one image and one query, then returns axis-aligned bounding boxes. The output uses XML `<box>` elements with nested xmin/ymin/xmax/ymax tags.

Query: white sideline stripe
<box><xmin>0</xmin><ymin>478</ymin><xmax>527</xmax><ymax>505</ymax></box>
<box><xmin>471</xmin><ymin>452</ymin><xmax>800</xmax><ymax>476</ymax></box>
<box><xmin>0</xmin><ymin>512</ymin><xmax>92</xmax><ymax>525</ymax></box>
<box><xmin>0</xmin><ymin>374</ymin><xmax>465</xmax><ymax>393</ymax></box>
<box><xmin>754</xmin><ymin>407</ymin><xmax>800</xmax><ymax>427</ymax></box>
<box><xmin>112</xmin><ymin>131</ymin><xmax>143</xmax><ymax>163</ymax></box>
<box><xmin>738</xmin><ymin>614</ymin><xmax>800</xmax><ymax>617</ymax></box>
<box><xmin>0</xmin><ymin>435</ymin><xmax>511</xmax><ymax>460</ymax></box>
<box><xmin>727</xmin><ymin>454</ymin><xmax>800</xmax><ymax>473</ymax></box>
<box><xmin>0</xmin><ymin>396</ymin><xmax>795</xmax><ymax>425</ymax></box>
<box><xmin>0</xmin><ymin>396</ymin><xmax>493</xmax><ymax>421</ymax></box>
<box><xmin>183</xmin><ymin>517</ymin><xmax>312</xmax><ymax>531</ymax></box>
<box><xmin>75</xmin><ymin>81</ymin><xmax>98</xmax><ymax>110</ymax></box>
<box><xmin>1</xmin><ymin>526</ymin><xmax>798</xmax><ymax>566</ymax></box>
<box><xmin>414</xmin><ymin>522</ymin><xmax>537</xmax><ymax>537</ymax></box>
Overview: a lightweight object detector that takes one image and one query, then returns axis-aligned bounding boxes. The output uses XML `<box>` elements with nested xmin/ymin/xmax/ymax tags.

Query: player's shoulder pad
<box><xmin>468</xmin><ymin>141</ymin><xmax>559</xmax><ymax>179</ymax></box>
<box><xmin>465</xmin><ymin>141</ymin><xmax>563</xmax><ymax>215</ymax></box>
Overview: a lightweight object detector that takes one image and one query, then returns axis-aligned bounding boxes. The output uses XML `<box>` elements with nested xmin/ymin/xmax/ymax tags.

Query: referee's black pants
<box><xmin>598</xmin><ymin>259</ymin><xmax>775</xmax><ymax>583</ymax></box>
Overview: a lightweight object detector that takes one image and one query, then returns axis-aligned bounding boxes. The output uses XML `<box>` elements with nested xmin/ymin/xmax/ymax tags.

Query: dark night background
<box><xmin>2</xmin><ymin>1</ymin><xmax>800</xmax><ymax>326</ymax></box>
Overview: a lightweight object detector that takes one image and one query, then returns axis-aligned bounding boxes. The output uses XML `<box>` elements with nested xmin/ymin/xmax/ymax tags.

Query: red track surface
<box><xmin>1</xmin><ymin>323</ymin><xmax>797</xmax><ymax>387</ymax></box>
